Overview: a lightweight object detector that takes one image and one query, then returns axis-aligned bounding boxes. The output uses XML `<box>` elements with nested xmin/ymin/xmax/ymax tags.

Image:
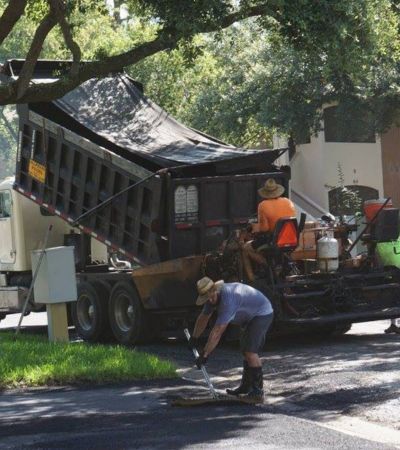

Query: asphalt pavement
<box><xmin>1</xmin><ymin>313</ymin><xmax>399</xmax><ymax>449</ymax></box>
<box><xmin>0</xmin><ymin>380</ymin><xmax>398</xmax><ymax>450</ymax></box>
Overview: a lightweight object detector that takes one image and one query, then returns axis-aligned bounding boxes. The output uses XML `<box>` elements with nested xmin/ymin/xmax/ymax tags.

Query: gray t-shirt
<box><xmin>203</xmin><ymin>283</ymin><xmax>273</xmax><ymax>326</ymax></box>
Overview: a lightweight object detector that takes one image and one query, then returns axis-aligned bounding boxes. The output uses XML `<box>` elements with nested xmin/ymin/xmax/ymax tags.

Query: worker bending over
<box><xmin>189</xmin><ymin>277</ymin><xmax>274</xmax><ymax>403</ymax></box>
<box><xmin>243</xmin><ymin>178</ymin><xmax>296</xmax><ymax>281</ymax></box>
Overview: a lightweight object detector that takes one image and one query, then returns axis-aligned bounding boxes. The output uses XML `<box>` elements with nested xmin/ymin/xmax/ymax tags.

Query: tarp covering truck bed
<box><xmin>2</xmin><ymin>59</ymin><xmax>285</xmax><ymax>177</ymax></box>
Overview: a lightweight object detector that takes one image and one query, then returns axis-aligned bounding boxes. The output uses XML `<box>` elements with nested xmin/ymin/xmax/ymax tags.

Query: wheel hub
<box><xmin>77</xmin><ymin>294</ymin><xmax>95</xmax><ymax>331</ymax></box>
<box><xmin>115</xmin><ymin>293</ymin><xmax>134</xmax><ymax>332</ymax></box>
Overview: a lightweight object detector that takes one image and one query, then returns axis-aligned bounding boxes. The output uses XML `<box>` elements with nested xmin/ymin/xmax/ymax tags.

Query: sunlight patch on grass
<box><xmin>0</xmin><ymin>331</ymin><xmax>177</xmax><ymax>389</ymax></box>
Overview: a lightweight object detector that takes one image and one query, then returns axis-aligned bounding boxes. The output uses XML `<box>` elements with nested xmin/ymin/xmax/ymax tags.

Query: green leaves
<box><xmin>1</xmin><ymin>0</ymin><xmax>400</xmax><ymax>145</ymax></box>
<box><xmin>132</xmin><ymin>0</ymin><xmax>232</xmax><ymax>36</ymax></box>
<box><xmin>326</xmin><ymin>163</ymin><xmax>363</xmax><ymax>216</ymax></box>
<box><xmin>26</xmin><ymin>0</ymin><xmax>49</xmax><ymax>24</ymax></box>
<box><xmin>0</xmin><ymin>106</ymin><xmax>17</xmax><ymax>179</ymax></box>
<box><xmin>125</xmin><ymin>0</ymin><xmax>400</xmax><ymax>146</ymax></box>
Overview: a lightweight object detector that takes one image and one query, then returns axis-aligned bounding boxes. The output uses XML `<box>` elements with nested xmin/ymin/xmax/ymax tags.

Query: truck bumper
<box><xmin>279</xmin><ymin>306</ymin><xmax>400</xmax><ymax>326</ymax></box>
<box><xmin>0</xmin><ymin>287</ymin><xmax>27</xmax><ymax>312</ymax></box>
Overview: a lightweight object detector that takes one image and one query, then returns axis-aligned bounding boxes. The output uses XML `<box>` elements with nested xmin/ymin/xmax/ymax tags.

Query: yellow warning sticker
<box><xmin>28</xmin><ymin>160</ymin><xmax>46</xmax><ymax>184</ymax></box>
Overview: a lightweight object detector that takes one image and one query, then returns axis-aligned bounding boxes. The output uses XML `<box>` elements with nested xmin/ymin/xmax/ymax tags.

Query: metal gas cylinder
<box><xmin>317</xmin><ymin>232</ymin><xmax>339</xmax><ymax>272</ymax></box>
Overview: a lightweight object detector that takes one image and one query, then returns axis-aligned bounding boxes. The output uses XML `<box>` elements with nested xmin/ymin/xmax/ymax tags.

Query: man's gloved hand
<box><xmin>187</xmin><ymin>336</ymin><xmax>199</xmax><ymax>351</ymax></box>
<box><xmin>195</xmin><ymin>353</ymin><xmax>208</xmax><ymax>369</ymax></box>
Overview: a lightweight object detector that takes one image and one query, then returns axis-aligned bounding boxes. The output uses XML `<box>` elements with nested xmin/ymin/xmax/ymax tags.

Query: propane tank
<box><xmin>317</xmin><ymin>231</ymin><xmax>339</xmax><ymax>272</ymax></box>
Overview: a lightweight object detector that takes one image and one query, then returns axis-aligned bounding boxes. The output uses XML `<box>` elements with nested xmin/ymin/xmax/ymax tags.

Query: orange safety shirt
<box><xmin>255</xmin><ymin>197</ymin><xmax>296</xmax><ymax>232</ymax></box>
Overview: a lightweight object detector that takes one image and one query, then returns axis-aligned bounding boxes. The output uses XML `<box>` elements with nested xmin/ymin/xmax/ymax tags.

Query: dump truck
<box><xmin>1</xmin><ymin>59</ymin><xmax>400</xmax><ymax>344</ymax></box>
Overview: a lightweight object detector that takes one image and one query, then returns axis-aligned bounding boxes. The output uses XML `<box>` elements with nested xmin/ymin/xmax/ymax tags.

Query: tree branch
<box><xmin>0</xmin><ymin>0</ymin><xmax>28</xmax><ymax>46</ymax></box>
<box><xmin>0</xmin><ymin>2</ymin><xmax>276</xmax><ymax>105</ymax></box>
<box><xmin>48</xmin><ymin>0</ymin><xmax>81</xmax><ymax>75</ymax></box>
<box><xmin>14</xmin><ymin>12</ymin><xmax>58</xmax><ymax>99</ymax></box>
<box><xmin>0</xmin><ymin>33</ymin><xmax>174</xmax><ymax>105</ymax></box>
<box><xmin>211</xmin><ymin>3</ymin><xmax>276</xmax><ymax>31</ymax></box>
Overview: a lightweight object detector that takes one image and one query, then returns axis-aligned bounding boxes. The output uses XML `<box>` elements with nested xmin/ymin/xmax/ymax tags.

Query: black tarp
<box><xmin>2</xmin><ymin>59</ymin><xmax>286</xmax><ymax>175</ymax></box>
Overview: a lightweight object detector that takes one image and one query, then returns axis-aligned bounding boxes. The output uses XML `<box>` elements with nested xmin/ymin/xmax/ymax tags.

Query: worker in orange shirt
<box><xmin>242</xmin><ymin>178</ymin><xmax>296</xmax><ymax>281</ymax></box>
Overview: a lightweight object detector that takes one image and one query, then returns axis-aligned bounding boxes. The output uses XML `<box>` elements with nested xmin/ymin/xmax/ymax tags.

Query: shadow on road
<box><xmin>2</xmin><ymin>322</ymin><xmax>399</xmax><ymax>433</ymax></box>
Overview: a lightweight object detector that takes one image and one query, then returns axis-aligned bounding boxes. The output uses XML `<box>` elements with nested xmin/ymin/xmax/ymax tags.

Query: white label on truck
<box><xmin>186</xmin><ymin>185</ymin><xmax>199</xmax><ymax>222</ymax></box>
<box><xmin>174</xmin><ymin>185</ymin><xmax>199</xmax><ymax>223</ymax></box>
<box><xmin>174</xmin><ymin>186</ymin><xmax>187</xmax><ymax>222</ymax></box>
<box><xmin>186</xmin><ymin>185</ymin><xmax>198</xmax><ymax>213</ymax></box>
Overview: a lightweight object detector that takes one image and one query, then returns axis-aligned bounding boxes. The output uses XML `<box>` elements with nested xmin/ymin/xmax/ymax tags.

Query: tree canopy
<box><xmin>0</xmin><ymin>0</ymin><xmax>399</xmax><ymax>159</ymax></box>
<box><xmin>173</xmin><ymin>1</ymin><xmax>400</xmax><ymax>143</ymax></box>
<box><xmin>1</xmin><ymin>0</ymin><xmax>399</xmax><ymax>115</ymax></box>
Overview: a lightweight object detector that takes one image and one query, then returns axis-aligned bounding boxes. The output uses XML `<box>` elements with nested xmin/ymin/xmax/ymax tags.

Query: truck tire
<box><xmin>71</xmin><ymin>281</ymin><xmax>111</xmax><ymax>342</ymax></box>
<box><xmin>108</xmin><ymin>280</ymin><xmax>147</xmax><ymax>345</ymax></box>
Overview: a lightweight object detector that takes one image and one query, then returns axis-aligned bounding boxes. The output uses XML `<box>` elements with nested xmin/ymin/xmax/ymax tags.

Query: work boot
<box><xmin>226</xmin><ymin>361</ymin><xmax>251</xmax><ymax>396</ymax></box>
<box><xmin>241</xmin><ymin>366</ymin><xmax>264</xmax><ymax>404</ymax></box>
<box><xmin>384</xmin><ymin>323</ymin><xmax>400</xmax><ymax>334</ymax></box>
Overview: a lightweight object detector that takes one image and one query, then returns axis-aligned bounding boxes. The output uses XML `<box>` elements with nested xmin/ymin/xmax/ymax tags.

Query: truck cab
<box><xmin>0</xmin><ymin>179</ymin><xmax>15</xmax><ymax>270</ymax></box>
<box><xmin>0</xmin><ymin>176</ymin><xmax>71</xmax><ymax>318</ymax></box>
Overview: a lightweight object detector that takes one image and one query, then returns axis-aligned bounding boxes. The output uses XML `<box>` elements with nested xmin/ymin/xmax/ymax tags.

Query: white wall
<box><xmin>274</xmin><ymin>132</ymin><xmax>384</xmax><ymax>212</ymax></box>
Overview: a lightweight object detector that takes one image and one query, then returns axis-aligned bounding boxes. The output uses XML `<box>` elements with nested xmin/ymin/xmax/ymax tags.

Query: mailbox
<box><xmin>31</xmin><ymin>246</ymin><xmax>77</xmax><ymax>304</ymax></box>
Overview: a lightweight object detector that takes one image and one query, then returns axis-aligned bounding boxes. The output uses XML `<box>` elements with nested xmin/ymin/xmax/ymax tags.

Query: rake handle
<box><xmin>184</xmin><ymin>328</ymin><xmax>218</xmax><ymax>399</ymax></box>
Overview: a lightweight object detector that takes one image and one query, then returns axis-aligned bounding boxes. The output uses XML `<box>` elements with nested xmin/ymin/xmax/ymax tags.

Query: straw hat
<box><xmin>196</xmin><ymin>277</ymin><xmax>224</xmax><ymax>306</ymax></box>
<box><xmin>258</xmin><ymin>178</ymin><xmax>285</xmax><ymax>199</ymax></box>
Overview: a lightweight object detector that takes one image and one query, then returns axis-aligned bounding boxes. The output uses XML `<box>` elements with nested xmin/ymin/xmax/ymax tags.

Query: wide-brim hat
<box><xmin>258</xmin><ymin>178</ymin><xmax>285</xmax><ymax>199</ymax></box>
<box><xmin>196</xmin><ymin>277</ymin><xmax>224</xmax><ymax>306</ymax></box>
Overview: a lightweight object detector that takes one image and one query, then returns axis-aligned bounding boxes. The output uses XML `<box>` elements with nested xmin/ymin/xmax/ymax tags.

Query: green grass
<box><xmin>0</xmin><ymin>331</ymin><xmax>177</xmax><ymax>389</ymax></box>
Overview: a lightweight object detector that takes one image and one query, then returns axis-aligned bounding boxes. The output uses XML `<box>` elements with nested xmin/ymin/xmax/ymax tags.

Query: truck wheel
<box><xmin>108</xmin><ymin>281</ymin><xmax>147</xmax><ymax>345</ymax></box>
<box><xmin>72</xmin><ymin>281</ymin><xmax>111</xmax><ymax>342</ymax></box>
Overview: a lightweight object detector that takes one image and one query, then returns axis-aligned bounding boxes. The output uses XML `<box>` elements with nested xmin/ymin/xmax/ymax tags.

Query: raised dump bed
<box><xmin>4</xmin><ymin>60</ymin><xmax>289</xmax><ymax>265</ymax></box>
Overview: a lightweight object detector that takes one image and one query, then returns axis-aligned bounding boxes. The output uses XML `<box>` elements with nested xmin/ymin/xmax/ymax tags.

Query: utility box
<box><xmin>31</xmin><ymin>246</ymin><xmax>77</xmax><ymax>304</ymax></box>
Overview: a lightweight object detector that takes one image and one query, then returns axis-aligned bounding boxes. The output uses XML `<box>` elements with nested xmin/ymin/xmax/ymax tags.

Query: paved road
<box><xmin>0</xmin><ymin>383</ymin><xmax>397</xmax><ymax>450</ymax></box>
<box><xmin>141</xmin><ymin>320</ymin><xmax>400</xmax><ymax>433</ymax></box>
<box><xmin>1</xmin><ymin>313</ymin><xmax>399</xmax><ymax>448</ymax></box>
